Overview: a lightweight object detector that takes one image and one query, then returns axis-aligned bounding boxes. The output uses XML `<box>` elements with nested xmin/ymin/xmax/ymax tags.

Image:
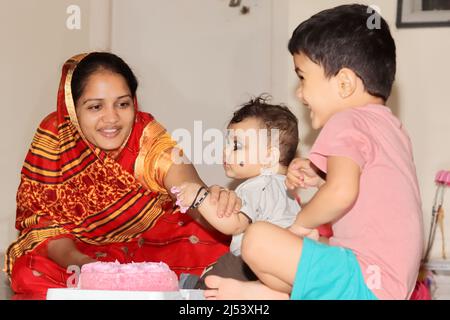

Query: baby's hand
<box><xmin>286</xmin><ymin>158</ymin><xmax>323</xmax><ymax>190</ymax></box>
<box><xmin>171</xmin><ymin>182</ymin><xmax>202</xmax><ymax>213</ymax></box>
<box><xmin>288</xmin><ymin>223</ymin><xmax>320</xmax><ymax>241</ymax></box>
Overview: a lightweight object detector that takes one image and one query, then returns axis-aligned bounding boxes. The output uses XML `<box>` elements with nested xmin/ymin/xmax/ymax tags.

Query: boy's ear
<box><xmin>336</xmin><ymin>68</ymin><xmax>358</xmax><ymax>99</ymax></box>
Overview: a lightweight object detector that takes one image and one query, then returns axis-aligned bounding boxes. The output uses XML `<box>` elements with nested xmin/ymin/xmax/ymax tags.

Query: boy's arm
<box><xmin>292</xmin><ymin>156</ymin><xmax>360</xmax><ymax>229</ymax></box>
<box><xmin>176</xmin><ymin>182</ymin><xmax>250</xmax><ymax>235</ymax></box>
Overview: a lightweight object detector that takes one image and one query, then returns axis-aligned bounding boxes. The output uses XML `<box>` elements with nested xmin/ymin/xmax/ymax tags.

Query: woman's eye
<box><xmin>119</xmin><ymin>102</ymin><xmax>130</xmax><ymax>108</ymax></box>
<box><xmin>88</xmin><ymin>105</ymin><xmax>101</xmax><ymax>111</ymax></box>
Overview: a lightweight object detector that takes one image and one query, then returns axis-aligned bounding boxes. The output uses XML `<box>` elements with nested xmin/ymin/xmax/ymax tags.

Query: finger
<box><xmin>209</xmin><ymin>185</ymin><xmax>220</xmax><ymax>204</ymax></box>
<box><xmin>287</xmin><ymin>175</ymin><xmax>303</xmax><ymax>189</ymax></box>
<box><xmin>217</xmin><ymin>190</ymin><xmax>229</xmax><ymax>217</ymax></box>
<box><xmin>224</xmin><ymin>192</ymin><xmax>237</xmax><ymax>217</ymax></box>
<box><xmin>233</xmin><ymin>198</ymin><xmax>242</xmax><ymax>214</ymax></box>
<box><xmin>285</xmin><ymin>177</ymin><xmax>299</xmax><ymax>189</ymax></box>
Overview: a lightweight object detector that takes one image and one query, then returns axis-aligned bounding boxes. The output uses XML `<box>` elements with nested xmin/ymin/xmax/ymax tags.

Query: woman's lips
<box><xmin>98</xmin><ymin>127</ymin><xmax>120</xmax><ymax>138</ymax></box>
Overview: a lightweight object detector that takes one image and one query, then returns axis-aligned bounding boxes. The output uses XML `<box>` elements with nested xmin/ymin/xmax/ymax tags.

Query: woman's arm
<box><xmin>47</xmin><ymin>237</ymin><xmax>96</xmax><ymax>269</ymax></box>
<box><xmin>163</xmin><ymin>158</ymin><xmax>241</xmax><ymax>228</ymax></box>
<box><xmin>175</xmin><ymin>182</ymin><xmax>250</xmax><ymax>235</ymax></box>
<box><xmin>292</xmin><ymin>155</ymin><xmax>361</xmax><ymax>230</ymax></box>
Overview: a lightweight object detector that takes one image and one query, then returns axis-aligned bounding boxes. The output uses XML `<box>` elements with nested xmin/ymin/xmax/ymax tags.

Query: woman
<box><xmin>4</xmin><ymin>52</ymin><xmax>239</xmax><ymax>298</ymax></box>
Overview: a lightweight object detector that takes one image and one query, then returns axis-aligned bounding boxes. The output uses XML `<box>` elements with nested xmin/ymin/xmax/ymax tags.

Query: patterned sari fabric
<box><xmin>4</xmin><ymin>54</ymin><xmax>229</xmax><ymax>297</ymax></box>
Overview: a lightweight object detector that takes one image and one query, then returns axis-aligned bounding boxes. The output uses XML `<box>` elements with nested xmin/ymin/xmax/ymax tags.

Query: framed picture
<box><xmin>396</xmin><ymin>0</ymin><xmax>450</xmax><ymax>28</ymax></box>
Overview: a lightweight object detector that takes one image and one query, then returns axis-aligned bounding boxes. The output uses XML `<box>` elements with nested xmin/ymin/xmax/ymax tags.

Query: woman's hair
<box><xmin>288</xmin><ymin>4</ymin><xmax>396</xmax><ymax>101</ymax></box>
<box><xmin>229</xmin><ymin>95</ymin><xmax>299</xmax><ymax>167</ymax></box>
<box><xmin>71</xmin><ymin>52</ymin><xmax>139</xmax><ymax>105</ymax></box>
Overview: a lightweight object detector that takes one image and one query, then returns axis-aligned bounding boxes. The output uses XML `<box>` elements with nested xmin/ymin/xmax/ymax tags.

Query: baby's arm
<box><xmin>292</xmin><ymin>155</ymin><xmax>361</xmax><ymax>229</ymax></box>
<box><xmin>175</xmin><ymin>182</ymin><xmax>250</xmax><ymax>235</ymax></box>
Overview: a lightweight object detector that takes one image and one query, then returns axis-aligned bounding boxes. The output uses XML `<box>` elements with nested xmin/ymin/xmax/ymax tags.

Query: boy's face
<box><xmin>293</xmin><ymin>53</ymin><xmax>341</xmax><ymax>129</ymax></box>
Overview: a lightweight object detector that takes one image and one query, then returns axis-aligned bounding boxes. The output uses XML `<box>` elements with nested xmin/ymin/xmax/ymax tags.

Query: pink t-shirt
<box><xmin>309</xmin><ymin>104</ymin><xmax>423</xmax><ymax>300</ymax></box>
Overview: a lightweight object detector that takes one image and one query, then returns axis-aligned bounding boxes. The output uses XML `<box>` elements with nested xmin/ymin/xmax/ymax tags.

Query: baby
<box><xmin>173</xmin><ymin>95</ymin><xmax>301</xmax><ymax>288</ymax></box>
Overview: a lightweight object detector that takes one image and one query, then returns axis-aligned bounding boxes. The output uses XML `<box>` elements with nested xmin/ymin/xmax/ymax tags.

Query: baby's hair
<box><xmin>229</xmin><ymin>94</ymin><xmax>299</xmax><ymax>167</ymax></box>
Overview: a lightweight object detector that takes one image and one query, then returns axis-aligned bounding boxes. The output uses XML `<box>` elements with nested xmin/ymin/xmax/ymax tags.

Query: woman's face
<box><xmin>75</xmin><ymin>71</ymin><xmax>135</xmax><ymax>152</ymax></box>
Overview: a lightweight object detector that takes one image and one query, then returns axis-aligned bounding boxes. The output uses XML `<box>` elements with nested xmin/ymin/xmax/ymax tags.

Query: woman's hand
<box><xmin>286</xmin><ymin>158</ymin><xmax>325</xmax><ymax>190</ymax></box>
<box><xmin>208</xmin><ymin>185</ymin><xmax>242</xmax><ymax>218</ymax></box>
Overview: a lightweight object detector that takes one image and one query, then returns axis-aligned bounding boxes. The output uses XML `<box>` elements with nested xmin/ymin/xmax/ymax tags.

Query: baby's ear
<box><xmin>266</xmin><ymin>146</ymin><xmax>281</xmax><ymax>168</ymax></box>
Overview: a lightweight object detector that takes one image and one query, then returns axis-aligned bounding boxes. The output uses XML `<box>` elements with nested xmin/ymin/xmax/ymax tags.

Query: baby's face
<box><xmin>224</xmin><ymin>117</ymin><xmax>273</xmax><ymax>179</ymax></box>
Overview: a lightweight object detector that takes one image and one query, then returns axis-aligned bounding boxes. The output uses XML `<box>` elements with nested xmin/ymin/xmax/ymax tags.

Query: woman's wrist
<box><xmin>190</xmin><ymin>186</ymin><xmax>209</xmax><ymax>210</ymax></box>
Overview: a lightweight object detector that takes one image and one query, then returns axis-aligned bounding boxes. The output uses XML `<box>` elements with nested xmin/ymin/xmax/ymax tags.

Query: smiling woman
<box><xmin>4</xmin><ymin>52</ymin><xmax>239</xmax><ymax>299</ymax></box>
<box><xmin>75</xmin><ymin>72</ymin><xmax>135</xmax><ymax>153</ymax></box>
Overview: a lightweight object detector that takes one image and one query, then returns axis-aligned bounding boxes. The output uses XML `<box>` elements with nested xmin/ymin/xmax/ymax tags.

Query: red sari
<box><xmin>4</xmin><ymin>53</ymin><xmax>229</xmax><ymax>299</ymax></box>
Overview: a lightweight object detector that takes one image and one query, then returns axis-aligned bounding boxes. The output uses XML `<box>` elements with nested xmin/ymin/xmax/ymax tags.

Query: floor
<box><xmin>0</xmin><ymin>253</ymin><xmax>13</xmax><ymax>300</ymax></box>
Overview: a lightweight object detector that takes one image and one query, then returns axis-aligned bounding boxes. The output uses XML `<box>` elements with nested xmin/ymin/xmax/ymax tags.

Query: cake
<box><xmin>79</xmin><ymin>261</ymin><xmax>179</xmax><ymax>291</ymax></box>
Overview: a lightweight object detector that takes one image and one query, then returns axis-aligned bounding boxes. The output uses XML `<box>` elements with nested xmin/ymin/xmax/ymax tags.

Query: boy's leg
<box><xmin>241</xmin><ymin>221</ymin><xmax>303</xmax><ymax>293</ymax></box>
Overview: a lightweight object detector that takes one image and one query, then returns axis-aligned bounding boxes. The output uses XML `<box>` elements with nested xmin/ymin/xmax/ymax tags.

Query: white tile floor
<box><xmin>0</xmin><ymin>254</ymin><xmax>13</xmax><ymax>300</ymax></box>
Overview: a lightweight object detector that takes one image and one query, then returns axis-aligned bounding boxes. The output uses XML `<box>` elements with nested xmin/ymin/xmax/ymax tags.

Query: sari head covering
<box><xmin>5</xmin><ymin>53</ymin><xmax>228</xmax><ymax>278</ymax></box>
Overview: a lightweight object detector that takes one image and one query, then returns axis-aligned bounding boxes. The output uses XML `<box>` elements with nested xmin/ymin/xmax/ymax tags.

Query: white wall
<box><xmin>286</xmin><ymin>0</ymin><xmax>450</xmax><ymax>260</ymax></box>
<box><xmin>0</xmin><ymin>0</ymin><xmax>108</xmax><ymax>252</ymax></box>
<box><xmin>111</xmin><ymin>0</ymin><xmax>276</xmax><ymax>188</ymax></box>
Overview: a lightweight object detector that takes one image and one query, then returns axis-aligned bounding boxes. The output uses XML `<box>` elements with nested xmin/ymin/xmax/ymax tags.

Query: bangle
<box><xmin>190</xmin><ymin>187</ymin><xmax>209</xmax><ymax>210</ymax></box>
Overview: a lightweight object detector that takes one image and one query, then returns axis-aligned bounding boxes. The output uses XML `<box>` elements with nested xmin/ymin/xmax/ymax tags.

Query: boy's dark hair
<box><xmin>72</xmin><ymin>52</ymin><xmax>138</xmax><ymax>105</ymax></box>
<box><xmin>288</xmin><ymin>4</ymin><xmax>396</xmax><ymax>101</ymax></box>
<box><xmin>229</xmin><ymin>95</ymin><xmax>299</xmax><ymax>167</ymax></box>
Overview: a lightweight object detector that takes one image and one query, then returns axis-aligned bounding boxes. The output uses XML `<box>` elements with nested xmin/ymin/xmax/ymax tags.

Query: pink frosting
<box><xmin>79</xmin><ymin>261</ymin><xmax>179</xmax><ymax>291</ymax></box>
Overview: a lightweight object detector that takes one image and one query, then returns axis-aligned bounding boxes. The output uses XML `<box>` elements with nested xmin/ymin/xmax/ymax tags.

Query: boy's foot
<box><xmin>203</xmin><ymin>275</ymin><xmax>289</xmax><ymax>300</ymax></box>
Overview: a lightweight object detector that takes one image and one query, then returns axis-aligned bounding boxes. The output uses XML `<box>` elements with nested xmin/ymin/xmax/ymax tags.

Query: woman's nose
<box><xmin>103</xmin><ymin>105</ymin><xmax>119</xmax><ymax>123</ymax></box>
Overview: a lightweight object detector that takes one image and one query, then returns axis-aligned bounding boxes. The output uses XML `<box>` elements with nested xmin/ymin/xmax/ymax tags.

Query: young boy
<box><xmin>173</xmin><ymin>96</ymin><xmax>301</xmax><ymax>288</ymax></box>
<box><xmin>203</xmin><ymin>4</ymin><xmax>423</xmax><ymax>300</ymax></box>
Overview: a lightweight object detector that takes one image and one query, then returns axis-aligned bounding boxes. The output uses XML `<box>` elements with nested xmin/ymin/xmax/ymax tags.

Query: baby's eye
<box><xmin>233</xmin><ymin>141</ymin><xmax>242</xmax><ymax>151</ymax></box>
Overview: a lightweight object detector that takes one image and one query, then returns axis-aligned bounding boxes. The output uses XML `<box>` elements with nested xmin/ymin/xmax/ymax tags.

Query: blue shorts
<box><xmin>291</xmin><ymin>237</ymin><xmax>378</xmax><ymax>300</ymax></box>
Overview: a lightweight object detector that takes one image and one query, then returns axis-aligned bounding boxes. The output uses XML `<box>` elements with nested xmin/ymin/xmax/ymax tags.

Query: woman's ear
<box><xmin>336</xmin><ymin>68</ymin><xmax>358</xmax><ymax>99</ymax></box>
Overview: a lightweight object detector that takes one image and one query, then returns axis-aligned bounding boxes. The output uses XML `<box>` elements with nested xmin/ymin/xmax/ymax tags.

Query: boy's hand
<box><xmin>288</xmin><ymin>223</ymin><xmax>320</xmax><ymax>241</ymax></box>
<box><xmin>286</xmin><ymin>158</ymin><xmax>324</xmax><ymax>190</ymax></box>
